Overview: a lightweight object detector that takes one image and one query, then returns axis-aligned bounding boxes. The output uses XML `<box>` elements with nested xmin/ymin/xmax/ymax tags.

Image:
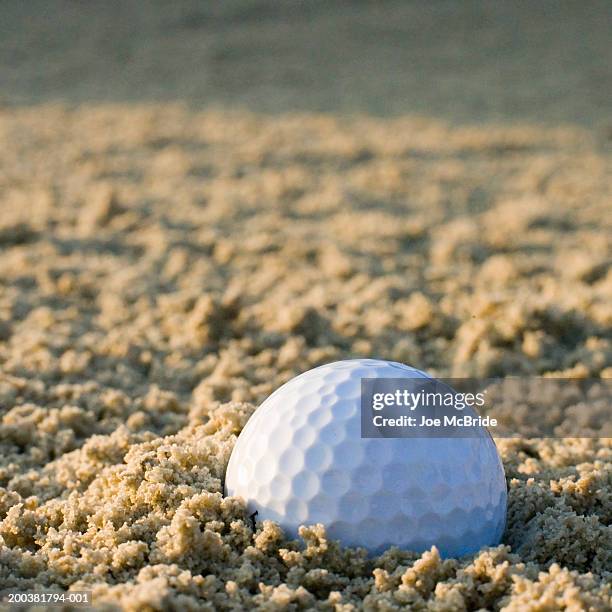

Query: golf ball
<box><xmin>225</xmin><ymin>359</ymin><xmax>507</xmax><ymax>556</ymax></box>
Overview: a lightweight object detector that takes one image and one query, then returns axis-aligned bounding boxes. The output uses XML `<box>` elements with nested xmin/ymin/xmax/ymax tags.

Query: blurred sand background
<box><xmin>0</xmin><ymin>1</ymin><xmax>610</xmax><ymax>610</ymax></box>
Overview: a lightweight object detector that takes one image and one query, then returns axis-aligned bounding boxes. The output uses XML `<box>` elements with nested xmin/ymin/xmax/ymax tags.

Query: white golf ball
<box><xmin>225</xmin><ymin>359</ymin><xmax>507</xmax><ymax>556</ymax></box>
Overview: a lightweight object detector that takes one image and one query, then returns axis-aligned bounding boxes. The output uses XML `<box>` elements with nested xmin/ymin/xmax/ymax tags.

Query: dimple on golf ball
<box><xmin>225</xmin><ymin>359</ymin><xmax>507</xmax><ymax>556</ymax></box>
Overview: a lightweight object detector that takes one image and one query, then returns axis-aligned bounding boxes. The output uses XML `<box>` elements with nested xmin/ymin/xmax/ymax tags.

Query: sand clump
<box><xmin>0</xmin><ymin>105</ymin><xmax>610</xmax><ymax>609</ymax></box>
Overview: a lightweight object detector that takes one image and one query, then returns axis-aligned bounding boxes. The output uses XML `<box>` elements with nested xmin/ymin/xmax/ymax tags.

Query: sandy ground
<box><xmin>0</xmin><ymin>105</ymin><xmax>610</xmax><ymax>610</ymax></box>
<box><xmin>0</xmin><ymin>2</ymin><xmax>611</xmax><ymax>610</ymax></box>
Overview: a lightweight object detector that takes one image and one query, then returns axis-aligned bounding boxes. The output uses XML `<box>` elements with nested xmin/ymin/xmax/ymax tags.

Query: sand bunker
<box><xmin>0</xmin><ymin>106</ymin><xmax>610</xmax><ymax>609</ymax></box>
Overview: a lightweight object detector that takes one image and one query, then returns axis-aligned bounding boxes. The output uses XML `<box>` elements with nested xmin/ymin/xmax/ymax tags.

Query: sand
<box><xmin>0</xmin><ymin>104</ymin><xmax>610</xmax><ymax>610</ymax></box>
